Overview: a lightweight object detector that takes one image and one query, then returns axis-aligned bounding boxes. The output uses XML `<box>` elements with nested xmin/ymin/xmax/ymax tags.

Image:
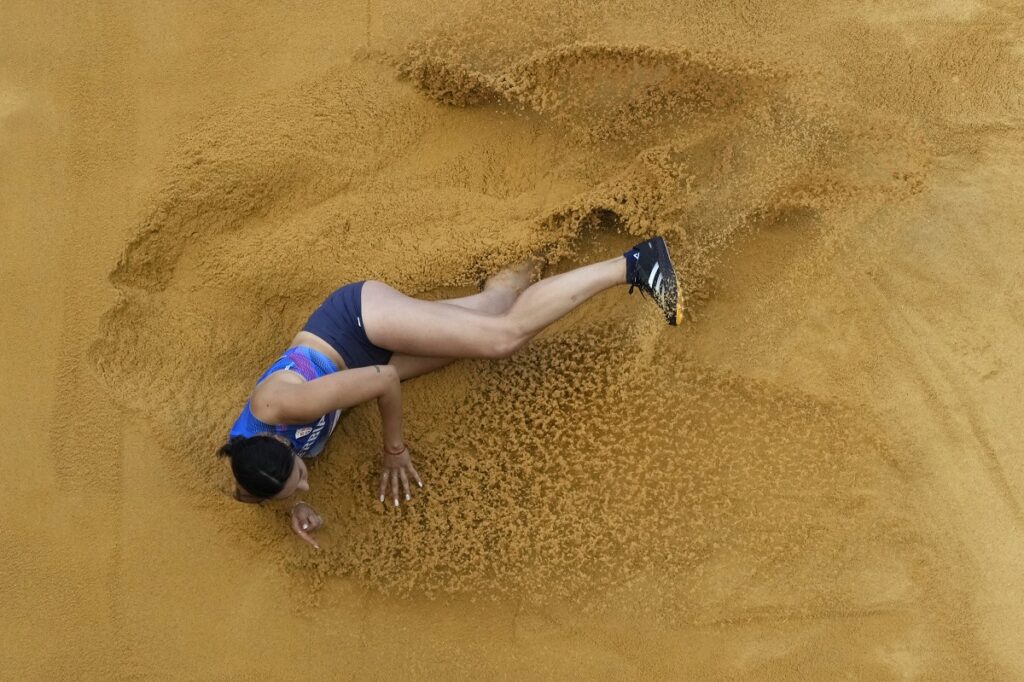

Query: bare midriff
<box><xmin>291</xmin><ymin>330</ymin><xmax>347</xmax><ymax>371</ymax></box>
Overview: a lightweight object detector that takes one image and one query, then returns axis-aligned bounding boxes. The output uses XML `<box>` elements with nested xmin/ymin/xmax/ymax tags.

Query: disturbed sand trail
<box><xmin>3</xmin><ymin>0</ymin><xmax>1024</xmax><ymax>678</ymax></box>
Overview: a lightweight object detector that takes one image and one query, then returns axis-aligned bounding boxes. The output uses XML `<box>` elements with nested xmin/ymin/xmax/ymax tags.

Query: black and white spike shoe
<box><xmin>625</xmin><ymin>236</ymin><xmax>684</xmax><ymax>326</ymax></box>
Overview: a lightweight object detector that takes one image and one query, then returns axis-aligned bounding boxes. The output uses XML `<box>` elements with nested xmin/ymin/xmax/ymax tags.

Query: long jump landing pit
<box><xmin>3</xmin><ymin>1</ymin><xmax>1024</xmax><ymax>678</ymax></box>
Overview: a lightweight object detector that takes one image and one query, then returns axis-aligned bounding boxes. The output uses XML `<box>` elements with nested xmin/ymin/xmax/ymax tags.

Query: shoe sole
<box><xmin>652</xmin><ymin>237</ymin><xmax>685</xmax><ymax>326</ymax></box>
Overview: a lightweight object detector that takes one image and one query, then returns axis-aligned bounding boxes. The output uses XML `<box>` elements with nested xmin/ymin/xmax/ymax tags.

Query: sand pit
<box><xmin>3</xmin><ymin>0</ymin><xmax>1024</xmax><ymax>678</ymax></box>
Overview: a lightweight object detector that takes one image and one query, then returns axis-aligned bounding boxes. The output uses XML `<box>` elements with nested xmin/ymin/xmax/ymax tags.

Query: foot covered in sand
<box><xmin>483</xmin><ymin>258</ymin><xmax>539</xmax><ymax>299</ymax></box>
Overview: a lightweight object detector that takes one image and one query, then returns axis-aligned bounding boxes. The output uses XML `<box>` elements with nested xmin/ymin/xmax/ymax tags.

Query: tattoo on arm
<box><xmin>375</xmin><ymin>365</ymin><xmax>381</xmax><ymax>374</ymax></box>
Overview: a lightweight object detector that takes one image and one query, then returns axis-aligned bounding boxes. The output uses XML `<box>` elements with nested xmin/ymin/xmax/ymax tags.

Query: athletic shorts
<box><xmin>302</xmin><ymin>281</ymin><xmax>393</xmax><ymax>369</ymax></box>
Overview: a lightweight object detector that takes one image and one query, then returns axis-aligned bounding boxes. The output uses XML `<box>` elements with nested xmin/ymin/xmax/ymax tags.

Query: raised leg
<box><xmin>364</xmin><ymin>256</ymin><xmax>626</xmax><ymax>360</ymax></box>
<box><xmin>387</xmin><ymin>262</ymin><xmax>534</xmax><ymax>380</ymax></box>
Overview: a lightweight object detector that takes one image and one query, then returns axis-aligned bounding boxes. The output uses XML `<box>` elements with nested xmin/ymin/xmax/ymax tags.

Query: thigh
<box><xmin>361</xmin><ymin>280</ymin><xmax>507</xmax><ymax>358</ymax></box>
<box><xmin>386</xmin><ymin>288</ymin><xmax>508</xmax><ymax>380</ymax></box>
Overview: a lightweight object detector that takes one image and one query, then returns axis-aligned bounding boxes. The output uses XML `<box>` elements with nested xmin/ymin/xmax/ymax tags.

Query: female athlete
<box><xmin>221</xmin><ymin>237</ymin><xmax>682</xmax><ymax>548</ymax></box>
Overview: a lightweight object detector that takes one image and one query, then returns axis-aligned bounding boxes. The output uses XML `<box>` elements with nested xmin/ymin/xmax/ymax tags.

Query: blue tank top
<box><xmin>229</xmin><ymin>346</ymin><xmax>341</xmax><ymax>458</ymax></box>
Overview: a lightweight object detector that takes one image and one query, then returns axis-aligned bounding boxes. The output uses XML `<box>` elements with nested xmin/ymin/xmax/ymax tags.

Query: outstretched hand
<box><xmin>379</xmin><ymin>444</ymin><xmax>423</xmax><ymax>508</ymax></box>
<box><xmin>291</xmin><ymin>501</ymin><xmax>323</xmax><ymax>549</ymax></box>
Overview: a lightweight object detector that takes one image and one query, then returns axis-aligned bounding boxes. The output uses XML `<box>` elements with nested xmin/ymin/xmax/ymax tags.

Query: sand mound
<box><xmin>89</xmin><ymin>30</ymin><xmax>934</xmax><ymax>612</ymax></box>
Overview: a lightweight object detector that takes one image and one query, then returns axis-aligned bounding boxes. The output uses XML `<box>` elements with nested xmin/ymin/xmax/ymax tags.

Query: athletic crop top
<box><xmin>229</xmin><ymin>346</ymin><xmax>341</xmax><ymax>458</ymax></box>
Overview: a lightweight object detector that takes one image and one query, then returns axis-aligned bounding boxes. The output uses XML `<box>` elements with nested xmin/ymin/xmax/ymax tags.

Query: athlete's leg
<box><xmin>364</xmin><ymin>256</ymin><xmax>626</xmax><ymax>360</ymax></box>
<box><xmin>387</xmin><ymin>262</ymin><xmax>534</xmax><ymax>380</ymax></box>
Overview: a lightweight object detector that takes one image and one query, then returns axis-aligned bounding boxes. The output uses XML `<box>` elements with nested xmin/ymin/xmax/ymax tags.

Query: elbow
<box><xmin>249</xmin><ymin>385</ymin><xmax>288</xmax><ymax>423</ymax></box>
<box><xmin>253</xmin><ymin>396</ymin><xmax>287</xmax><ymax>424</ymax></box>
<box><xmin>378</xmin><ymin>364</ymin><xmax>400</xmax><ymax>394</ymax></box>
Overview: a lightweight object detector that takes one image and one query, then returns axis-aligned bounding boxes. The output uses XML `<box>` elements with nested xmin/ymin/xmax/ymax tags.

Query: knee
<box><xmin>481</xmin><ymin>323</ymin><xmax>526</xmax><ymax>359</ymax></box>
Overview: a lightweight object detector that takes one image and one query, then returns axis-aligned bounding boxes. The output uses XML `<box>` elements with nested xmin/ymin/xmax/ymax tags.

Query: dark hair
<box><xmin>218</xmin><ymin>435</ymin><xmax>295</xmax><ymax>500</ymax></box>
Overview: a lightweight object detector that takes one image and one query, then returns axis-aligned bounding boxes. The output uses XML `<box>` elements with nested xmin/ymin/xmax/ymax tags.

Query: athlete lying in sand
<box><xmin>221</xmin><ymin>237</ymin><xmax>683</xmax><ymax>548</ymax></box>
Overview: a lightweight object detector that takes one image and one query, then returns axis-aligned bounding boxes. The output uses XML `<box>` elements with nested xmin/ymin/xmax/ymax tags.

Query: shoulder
<box><xmin>250</xmin><ymin>370</ymin><xmax>306</xmax><ymax>423</ymax></box>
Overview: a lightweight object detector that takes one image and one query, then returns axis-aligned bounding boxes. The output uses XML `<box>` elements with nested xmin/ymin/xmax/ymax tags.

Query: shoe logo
<box><xmin>295</xmin><ymin>427</ymin><xmax>313</xmax><ymax>438</ymax></box>
<box><xmin>633</xmin><ymin>253</ymin><xmax>640</xmax><ymax>260</ymax></box>
<box><xmin>647</xmin><ymin>261</ymin><xmax>661</xmax><ymax>288</ymax></box>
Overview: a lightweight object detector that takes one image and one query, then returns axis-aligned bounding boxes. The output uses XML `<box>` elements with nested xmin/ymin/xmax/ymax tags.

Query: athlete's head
<box><xmin>219</xmin><ymin>434</ymin><xmax>310</xmax><ymax>503</ymax></box>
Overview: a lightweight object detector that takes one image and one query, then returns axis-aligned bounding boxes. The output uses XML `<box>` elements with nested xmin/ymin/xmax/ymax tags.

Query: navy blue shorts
<box><xmin>302</xmin><ymin>281</ymin><xmax>393</xmax><ymax>369</ymax></box>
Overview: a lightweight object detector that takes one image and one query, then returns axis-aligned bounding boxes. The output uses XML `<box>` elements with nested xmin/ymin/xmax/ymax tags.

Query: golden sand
<box><xmin>3</xmin><ymin>0</ymin><xmax>1024</xmax><ymax>678</ymax></box>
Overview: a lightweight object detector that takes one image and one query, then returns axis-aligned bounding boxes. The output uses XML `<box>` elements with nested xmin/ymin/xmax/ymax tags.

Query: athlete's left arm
<box><xmin>372</xmin><ymin>370</ymin><xmax>422</xmax><ymax>507</ymax></box>
<box><xmin>256</xmin><ymin>364</ymin><xmax>420</xmax><ymax>507</ymax></box>
<box><xmin>253</xmin><ymin>364</ymin><xmax>401</xmax><ymax>427</ymax></box>
<box><xmin>374</xmin><ymin>365</ymin><xmax>403</xmax><ymax>453</ymax></box>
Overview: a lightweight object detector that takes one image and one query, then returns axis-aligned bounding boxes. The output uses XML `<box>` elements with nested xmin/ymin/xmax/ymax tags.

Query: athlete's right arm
<box><xmin>251</xmin><ymin>364</ymin><xmax>400</xmax><ymax>425</ymax></box>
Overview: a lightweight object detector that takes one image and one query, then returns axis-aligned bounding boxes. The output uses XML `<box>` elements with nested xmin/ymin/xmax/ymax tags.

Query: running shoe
<box><xmin>625</xmin><ymin>236</ymin><xmax>684</xmax><ymax>325</ymax></box>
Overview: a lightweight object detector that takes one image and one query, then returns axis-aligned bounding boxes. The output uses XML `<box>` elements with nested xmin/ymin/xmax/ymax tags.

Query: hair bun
<box><xmin>217</xmin><ymin>436</ymin><xmax>245</xmax><ymax>458</ymax></box>
<box><xmin>221</xmin><ymin>435</ymin><xmax>295</xmax><ymax>499</ymax></box>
